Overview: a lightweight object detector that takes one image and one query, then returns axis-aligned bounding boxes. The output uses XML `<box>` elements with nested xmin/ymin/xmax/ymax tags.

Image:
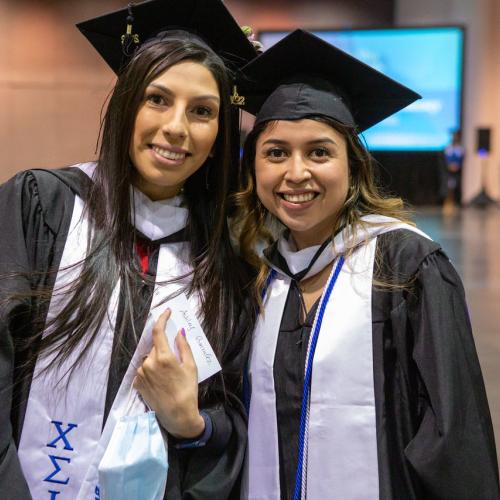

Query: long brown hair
<box><xmin>14</xmin><ymin>31</ymin><xmax>255</xmax><ymax>396</ymax></box>
<box><xmin>233</xmin><ymin>115</ymin><xmax>413</xmax><ymax>297</ymax></box>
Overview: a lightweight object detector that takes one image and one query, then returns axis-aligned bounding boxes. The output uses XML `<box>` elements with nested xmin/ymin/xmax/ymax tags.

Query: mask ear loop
<box><xmin>122</xmin><ymin>380</ymin><xmax>152</xmax><ymax>416</ymax></box>
<box><xmin>122</xmin><ymin>377</ymin><xmax>165</xmax><ymax>449</ymax></box>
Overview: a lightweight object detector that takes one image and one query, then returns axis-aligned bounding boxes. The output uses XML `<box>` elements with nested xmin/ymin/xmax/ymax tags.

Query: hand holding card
<box><xmin>133</xmin><ymin>293</ymin><xmax>222</xmax><ymax>438</ymax></box>
<box><xmin>134</xmin><ymin>307</ymin><xmax>206</xmax><ymax>439</ymax></box>
<box><xmin>151</xmin><ymin>293</ymin><xmax>222</xmax><ymax>383</ymax></box>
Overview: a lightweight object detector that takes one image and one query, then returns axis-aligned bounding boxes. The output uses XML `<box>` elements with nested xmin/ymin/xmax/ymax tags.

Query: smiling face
<box><xmin>255</xmin><ymin>118</ymin><xmax>349</xmax><ymax>249</ymax></box>
<box><xmin>129</xmin><ymin>60</ymin><xmax>220</xmax><ymax>200</ymax></box>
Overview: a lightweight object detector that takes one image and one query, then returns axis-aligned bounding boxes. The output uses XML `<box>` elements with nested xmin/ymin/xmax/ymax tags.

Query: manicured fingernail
<box><xmin>165</xmin><ymin>308</ymin><xmax>171</xmax><ymax>314</ymax></box>
<box><xmin>181</xmin><ymin>328</ymin><xmax>186</xmax><ymax>337</ymax></box>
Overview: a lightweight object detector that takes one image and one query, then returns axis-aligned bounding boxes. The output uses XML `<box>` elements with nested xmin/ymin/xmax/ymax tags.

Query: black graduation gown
<box><xmin>0</xmin><ymin>168</ymin><xmax>248</xmax><ymax>500</ymax></box>
<box><xmin>269</xmin><ymin>229</ymin><xmax>499</xmax><ymax>500</ymax></box>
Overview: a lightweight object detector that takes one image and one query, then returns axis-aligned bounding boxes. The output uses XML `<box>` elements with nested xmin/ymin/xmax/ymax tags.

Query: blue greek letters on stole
<box><xmin>43</xmin><ymin>420</ymin><xmax>78</xmax><ymax>497</ymax></box>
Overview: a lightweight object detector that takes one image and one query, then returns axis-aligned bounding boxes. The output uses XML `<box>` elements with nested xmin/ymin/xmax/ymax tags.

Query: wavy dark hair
<box><xmin>232</xmin><ymin>115</ymin><xmax>413</xmax><ymax>297</ymax></box>
<box><xmin>14</xmin><ymin>31</ymin><xmax>255</xmax><ymax>399</ymax></box>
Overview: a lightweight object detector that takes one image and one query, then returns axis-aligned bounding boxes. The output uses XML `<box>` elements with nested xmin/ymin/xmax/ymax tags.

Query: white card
<box><xmin>150</xmin><ymin>293</ymin><xmax>222</xmax><ymax>383</ymax></box>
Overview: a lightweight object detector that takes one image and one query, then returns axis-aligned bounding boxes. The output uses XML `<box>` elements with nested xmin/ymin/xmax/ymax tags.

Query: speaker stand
<box><xmin>468</xmin><ymin>156</ymin><xmax>498</xmax><ymax>208</ymax></box>
<box><xmin>469</xmin><ymin>189</ymin><xmax>497</xmax><ymax>208</ymax></box>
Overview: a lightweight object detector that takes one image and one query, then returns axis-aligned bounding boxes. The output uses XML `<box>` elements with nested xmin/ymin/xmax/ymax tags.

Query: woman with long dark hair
<box><xmin>0</xmin><ymin>1</ymin><xmax>257</xmax><ymax>499</ymax></box>
<box><xmin>235</xmin><ymin>30</ymin><xmax>499</xmax><ymax>499</ymax></box>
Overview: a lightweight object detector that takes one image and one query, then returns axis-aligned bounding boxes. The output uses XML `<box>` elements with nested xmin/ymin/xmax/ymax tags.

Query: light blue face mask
<box><xmin>97</xmin><ymin>411</ymin><xmax>168</xmax><ymax>500</ymax></box>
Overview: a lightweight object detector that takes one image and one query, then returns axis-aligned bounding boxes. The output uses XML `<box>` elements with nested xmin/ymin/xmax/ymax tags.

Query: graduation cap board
<box><xmin>77</xmin><ymin>0</ymin><xmax>257</xmax><ymax>74</ymax></box>
<box><xmin>239</xmin><ymin>29</ymin><xmax>421</xmax><ymax>132</ymax></box>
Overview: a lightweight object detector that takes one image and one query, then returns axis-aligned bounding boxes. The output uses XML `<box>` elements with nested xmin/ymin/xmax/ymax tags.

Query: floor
<box><xmin>414</xmin><ymin>204</ymin><xmax>500</xmax><ymax>465</ymax></box>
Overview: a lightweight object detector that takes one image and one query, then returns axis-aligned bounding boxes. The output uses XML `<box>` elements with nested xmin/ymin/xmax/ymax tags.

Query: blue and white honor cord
<box><xmin>293</xmin><ymin>255</ymin><xmax>345</xmax><ymax>500</ymax></box>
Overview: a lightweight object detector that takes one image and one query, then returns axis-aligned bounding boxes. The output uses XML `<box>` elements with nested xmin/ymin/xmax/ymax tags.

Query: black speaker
<box><xmin>476</xmin><ymin>127</ymin><xmax>491</xmax><ymax>153</ymax></box>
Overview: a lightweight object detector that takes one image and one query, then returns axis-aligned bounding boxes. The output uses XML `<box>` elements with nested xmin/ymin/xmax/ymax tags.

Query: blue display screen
<box><xmin>259</xmin><ymin>28</ymin><xmax>464</xmax><ymax>151</ymax></box>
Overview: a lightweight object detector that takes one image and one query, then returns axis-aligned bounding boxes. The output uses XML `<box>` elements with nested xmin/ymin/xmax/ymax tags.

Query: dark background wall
<box><xmin>374</xmin><ymin>152</ymin><xmax>444</xmax><ymax>205</ymax></box>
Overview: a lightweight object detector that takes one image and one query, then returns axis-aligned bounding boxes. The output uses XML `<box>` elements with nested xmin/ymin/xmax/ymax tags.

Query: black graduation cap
<box><xmin>76</xmin><ymin>0</ymin><xmax>257</xmax><ymax>74</ymax></box>
<box><xmin>239</xmin><ymin>29</ymin><xmax>421</xmax><ymax>132</ymax></box>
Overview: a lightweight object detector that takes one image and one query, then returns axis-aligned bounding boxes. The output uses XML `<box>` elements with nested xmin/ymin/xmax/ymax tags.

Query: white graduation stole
<box><xmin>18</xmin><ymin>194</ymin><xmax>120</xmax><ymax>499</ymax></box>
<box><xmin>243</xmin><ymin>218</ymin><xmax>429</xmax><ymax>500</ymax></box>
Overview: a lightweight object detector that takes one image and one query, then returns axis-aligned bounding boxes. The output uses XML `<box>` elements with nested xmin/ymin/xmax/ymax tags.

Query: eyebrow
<box><xmin>261</xmin><ymin>137</ymin><xmax>338</xmax><ymax>147</ymax></box>
<box><xmin>307</xmin><ymin>138</ymin><xmax>338</xmax><ymax>146</ymax></box>
<box><xmin>148</xmin><ymin>83</ymin><xmax>220</xmax><ymax>103</ymax></box>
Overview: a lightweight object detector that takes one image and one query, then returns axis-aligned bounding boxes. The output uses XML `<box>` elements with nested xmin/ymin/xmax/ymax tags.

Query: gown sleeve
<box><xmin>166</xmin><ymin>396</ymin><xmax>247</xmax><ymax>500</ymax></box>
<box><xmin>0</xmin><ymin>169</ymin><xmax>74</xmax><ymax>500</ymax></box>
<box><xmin>0</xmin><ymin>171</ymin><xmax>48</xmax><ymax>500</ymax></box>
<box><xmin>403</xmin><ymin>250</ymin><xmax>500</xmax><ymax>499</ymax></box>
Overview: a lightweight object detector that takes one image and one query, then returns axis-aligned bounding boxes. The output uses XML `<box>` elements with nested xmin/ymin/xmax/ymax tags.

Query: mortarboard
<box><xmin>238</xmin><ymin>29</ymin><xmax>421</xmax><ymax>132</ymax></box>
<box><xmin>77</xmin><ymin>0</ymin><xmax>257</xmax><ymax>74</ymax></box>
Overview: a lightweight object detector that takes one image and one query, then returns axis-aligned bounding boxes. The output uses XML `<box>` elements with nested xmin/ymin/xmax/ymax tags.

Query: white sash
<box><xmin>244</xmin><ymin>218</ymin><xmax>429</xmax><ymax>500</ymax></box>
<box><xmin>18</xmin><ymin>163</ymin><xmax>194</xmax><ymax>499</ymax></box>
<box><xmin>18</xmin><ymin>195</ymin><xmax>121</xmax><ymax>499</ymax></box>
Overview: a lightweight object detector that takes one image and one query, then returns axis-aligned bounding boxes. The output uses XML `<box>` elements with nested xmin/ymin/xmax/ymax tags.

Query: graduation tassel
<box><xmin>121</xmin><ymin>3</ymin><xmax>140</xmax><ymax>58</ymax></box>
<box><xmin>230</xmin><ymin>85</ymin><xmax>245</xmax><ymax>106</ymax></box>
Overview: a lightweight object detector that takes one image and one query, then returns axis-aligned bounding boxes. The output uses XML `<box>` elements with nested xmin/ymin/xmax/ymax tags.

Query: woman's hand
<box><xmin>133</xmin><ymin>308</ymin><xmax>205</xmax><ymax>439</ymax></box>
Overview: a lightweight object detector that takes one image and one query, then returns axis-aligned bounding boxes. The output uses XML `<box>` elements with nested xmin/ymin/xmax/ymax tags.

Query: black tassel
<box><xmin>121</xmin><ymin>3</ymin><xmax>140</xmax><ymax>58</ymax></box>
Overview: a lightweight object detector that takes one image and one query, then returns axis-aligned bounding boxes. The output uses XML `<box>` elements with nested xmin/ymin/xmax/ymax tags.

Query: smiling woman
<box><xmin>0</xmin><ymin>1</ymin><xmax>258</xmax><ymax>499</ymax></box>
<box><xmin>130</xmin><ymin>61</ymin><xmax>220</xmax><ymax>200</ymax></box>
<box><xmin>235</xmin><ymin>30</ymin><xmax>499</xmax><ymax>500</ymax></box>
<box><xmin>255</xmin><ymin>118</ymin><xmax>349</xmax><ymax>250</ymax></box>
